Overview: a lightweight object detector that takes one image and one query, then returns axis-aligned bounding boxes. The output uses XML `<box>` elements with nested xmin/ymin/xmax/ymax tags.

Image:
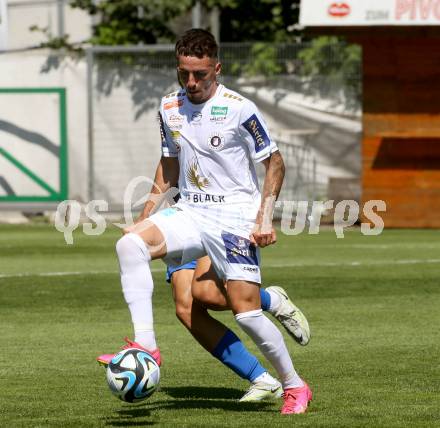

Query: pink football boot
<box><xmin>97</xmin><ymin>337</ymin><xmax>161</xmax><ymax>367</ymax></box>
<box><xmin>280</xmin><ymin>382</ymin><xmax>312</xmax><ymax>415</ymax></box>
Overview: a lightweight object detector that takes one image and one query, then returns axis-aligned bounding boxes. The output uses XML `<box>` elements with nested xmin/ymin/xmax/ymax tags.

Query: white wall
<box><xmin>6</xmin><ymin>0</ymin><xmax>91</xmax><ymax>50</ymax></box>
<box><xmin>0</xmin><ymin>91</ymin><xmax>61</xmax><ymax>196</ymax></box>
<box><xmin>0</xmin><ymin>50</ymin><xmax>89</xmax><ymax>201</ymax></box>
<box><xmin>0</xmin><ymin>50</ymin><xmax>176</xmax><ymax>206</ymax></box>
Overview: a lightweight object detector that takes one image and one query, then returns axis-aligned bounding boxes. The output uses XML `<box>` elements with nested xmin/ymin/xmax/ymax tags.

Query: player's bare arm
<box><xmin>123</xmin><ymin>156</ymin><xmax>179</xmax><ymax>234</ymax></box>
<box><xmin>251</xmin><ymin>150</ymin><xmax>285</xmax><ymax>248</ymax></box>
<box><xmin>138</xmin><ymin>156</ymin><xmax>179</xmax><ymax>220</ymax></box>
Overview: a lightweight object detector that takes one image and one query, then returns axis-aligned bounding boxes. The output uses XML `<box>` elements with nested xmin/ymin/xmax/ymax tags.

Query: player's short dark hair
<box><xmin>175</xmin><ymin>29</ymin><xmax>218</xmax><ymax>60</ymax></box>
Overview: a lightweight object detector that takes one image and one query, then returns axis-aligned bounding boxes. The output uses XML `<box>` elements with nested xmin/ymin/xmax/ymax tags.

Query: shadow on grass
<box><xmin>105</xmin><ymin>386</ymin><xmax>276</xmax><ymax>425</ymax></box>
<box><xmin>105</xmin><ymin>406</ymin><xmax>154</xmax><ymax>426</ymax></box>
<box><xmin>162</xmin><ymin>385</ymin><xmax>243</xmax><ymax>400</ymax></box>
<box><xmin>106</xmin><ymin>420</ymin><xmax>156</xmax><ymax>427</ymax></box>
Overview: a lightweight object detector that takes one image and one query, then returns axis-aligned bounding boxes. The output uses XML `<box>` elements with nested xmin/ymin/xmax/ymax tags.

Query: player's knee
<box><xmin>235</xmin><ymin>309</ymin><xmax>264</xmax><ymax>330</ymax></box>
<box><xmin>116</xmin><ymin>233</ymin><xmax>149</xmax><ymax>266</ymax></box>
<box><xmin>227</xmin><ymin>296</ymin><xmax>253</xmax><ymax>315</ymax></box>
<box><xmin>116</xmin><ymin>234</ymin><xmax>131</xmax><ymax>254</ymax></box>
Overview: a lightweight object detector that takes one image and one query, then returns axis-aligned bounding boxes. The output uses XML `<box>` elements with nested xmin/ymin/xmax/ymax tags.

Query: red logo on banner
<box><xmin>328</xmin><ymin>3</ymin><xmax>351</xmax><ymax>17</ymax></box>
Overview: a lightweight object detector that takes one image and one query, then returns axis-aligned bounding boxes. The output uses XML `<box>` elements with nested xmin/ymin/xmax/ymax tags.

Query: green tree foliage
<box><xmin>70</xmin><ymin>0</ymin><xmax>192</xmax><ymax>44</ymax></box>
<box><xmin>298</xmin><ymin>36</ymin><xmax>360</xmax><ymax>80</ymax></box>
<box><xmin>242</xmin><ymin>43</ymin><xmax>282</xmax><ymax>77</ymax></box>
<box><xmin>220</xmin><ymin>0</ymin><xmax>300</xmax><ymax>42</ymax></box>
<box><xmin>32</xmin><ymin>1</ymin><xmax>361</xmax><ymax>109</ymax></box>
<box><xmin>298</xmin><ymin>36</ymin><xmax>361</xmax><ymax>104</ymax></box>
<box><xmin>67</xmin><ymin>0</ymin><xmax>300</xmax><ymax>45</ymax></box>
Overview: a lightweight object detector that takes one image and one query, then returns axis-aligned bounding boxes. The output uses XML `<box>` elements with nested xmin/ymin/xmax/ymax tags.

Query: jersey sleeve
<box><xmin>239</xmin><ymin>101</ymin><xmax>278</xmax><ymax>163</ymax></box>
<box><xmin>158</xmin><ymin>106</ymin><xmax>179</xmax><ymax>158</ymax></box>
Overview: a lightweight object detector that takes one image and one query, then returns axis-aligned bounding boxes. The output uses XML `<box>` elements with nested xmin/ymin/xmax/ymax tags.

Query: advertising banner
<box><xmin>300</xmin><ymin>0</ymin><xmax>440</xmax><ymax>26</ymax></box>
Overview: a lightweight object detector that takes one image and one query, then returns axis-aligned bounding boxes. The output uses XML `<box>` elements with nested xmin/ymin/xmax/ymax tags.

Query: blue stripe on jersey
<box><xmin>241</xmin><ymin>113</ymin><xmax>270</xmax><ymax>153</ymax></box>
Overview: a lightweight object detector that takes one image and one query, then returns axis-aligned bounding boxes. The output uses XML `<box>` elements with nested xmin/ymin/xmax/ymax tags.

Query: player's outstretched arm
<box><xmin>251</xmin><ymin>151</ymin><xmax>285</xmax><ymax>248</ymax></box>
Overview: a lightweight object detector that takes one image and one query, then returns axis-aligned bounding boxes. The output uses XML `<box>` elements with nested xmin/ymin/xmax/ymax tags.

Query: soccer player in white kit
<box><xmin>102</xmin><ymin>29</ymin><xmax>312</xmax><ymax>414</ymax></box>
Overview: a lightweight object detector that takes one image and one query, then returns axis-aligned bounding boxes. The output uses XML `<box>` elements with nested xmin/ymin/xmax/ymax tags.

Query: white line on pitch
<box><xmin>1</xmin><ymin>258</ymin><xmax>439</xmax><ymax>279</ymax></box>
<box><xmin>0</xmin><ymin>268</ymin><xmax>163</xmax><ymax>279</ymax></box>
<box><xmin>264</xmin><ymin>259</ymin><xmax>440</xmax><ymax>268</ymax></box>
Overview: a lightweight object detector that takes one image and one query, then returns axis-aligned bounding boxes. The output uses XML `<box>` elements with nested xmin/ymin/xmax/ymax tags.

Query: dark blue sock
<box><xmin>212</xmin><ymin>329</ymin><xmax>266</xmax><ymax>382</ymax></box>
<box><xmin>260</xmin><ymin>288</ymin><xmax>271</xmax><ymax>311</ymax></box>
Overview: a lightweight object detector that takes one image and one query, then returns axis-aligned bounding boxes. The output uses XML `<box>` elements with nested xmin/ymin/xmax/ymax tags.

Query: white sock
<box><xmin>116</xmin><ymin>233</ymin><xmax>157</xmax><ymax>350</ymax></box>
<box><xmin>267</xmin><ymin>288</ymin><xmax>282</xmax><ymax>313</ymax></box>
<box><xmin>252</xmin><ymin>371</ymin><xmax>279</xmax><ymax>386</ymax></box>
<box><xmin>235</xmin><ymin>309</ymin><xmax>304</xmax><ymax>389</ymax></box>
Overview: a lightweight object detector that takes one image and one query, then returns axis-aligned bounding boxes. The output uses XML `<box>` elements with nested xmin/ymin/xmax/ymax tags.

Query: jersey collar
<box><xmin>186</xmin><ymin>84</ymin><xmax>224</xmax><ymax>109</ymax></box>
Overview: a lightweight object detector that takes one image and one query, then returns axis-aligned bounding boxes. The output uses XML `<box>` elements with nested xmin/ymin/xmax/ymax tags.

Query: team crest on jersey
<box><xmin>208</xmin><ymin>133</ymin><xmax>225</xmax><ymax>151</ymax></box>
<box><xmin>186</xmin><ymin>158</ymin><xmax>210</xmax><ymax>190</ymax></box>
<box><xmin>168</xmin><ymin>114</ymin><xmax>183</xmax><ymax>128</ymax></box>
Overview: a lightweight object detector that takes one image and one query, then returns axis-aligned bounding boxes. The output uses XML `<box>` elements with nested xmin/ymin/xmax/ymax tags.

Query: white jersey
<box><xmin>158</xmin><ymin>84</ymin><xmax>278</xmax><ymax>206</ymax></box>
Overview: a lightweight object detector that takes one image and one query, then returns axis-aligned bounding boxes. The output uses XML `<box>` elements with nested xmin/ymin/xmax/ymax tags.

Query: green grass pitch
<box><xmin>0</xmin><ymin>224</ymin><xmax>439</xmax><ymax>427</ymax></box>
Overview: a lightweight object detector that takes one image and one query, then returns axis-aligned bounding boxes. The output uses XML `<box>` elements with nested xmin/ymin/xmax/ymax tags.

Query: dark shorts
<box><xmin>166</xmin><ymin>260</ymin><xmax>197</xmax><ymax>283</ymax></box>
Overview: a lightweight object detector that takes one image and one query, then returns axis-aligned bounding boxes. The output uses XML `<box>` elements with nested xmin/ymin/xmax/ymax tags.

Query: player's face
<box><xmin>177</xmin><ymin>55</ymin><xmax>221</xmax><ymax>104</ymax></box>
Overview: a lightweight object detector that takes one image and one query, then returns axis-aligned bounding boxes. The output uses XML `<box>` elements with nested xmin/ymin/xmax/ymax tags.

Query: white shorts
<box><xmin>148</xmin><ymin>202</ymin><xmax>261</xmax><ymax>283</ymax></box>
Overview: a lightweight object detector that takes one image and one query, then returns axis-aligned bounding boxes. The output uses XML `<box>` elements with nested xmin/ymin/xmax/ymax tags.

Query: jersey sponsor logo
<box><xmin>170</xmin><ymin>130</ymin><xmax>180</xmax><ymax>139</ymax></box>
<box><xmin>211</xmin><ymin>106</ymin><xmax>228</xmax><ymax>116</ymax></box>
<box><xmin>210</xmin><ymin>116</ymin><xmax>226</xmax><ymax>124</ymax></box>
<box><xmin>221</xmin><ymin>232</ymin><xmax>259</xmax><ymax>266</ymax></box>
<box><xmin>242</xmin><ymin>114</ymin><xmax>270</xmax><ymax>153</ymax></box>
<box><xmin>185</xmin><ymin>193</ymin><xmax>225</xmax><ymax>203</ymax></box>
<box><xmin>186</xmin><ymin>159</ymin><xmax>210</xmax><ymax>190</ymax></box>
<box><xmin>170</xmin><ymin>130</ymin><xmax>181</xmax><ymax>151</ymax></box>
<box><xmin>165</xmin><ymin>91</ymin><xmax>179</xmax><ymax>98</ymax></box>
<box><xmin>191</xmin><ymin>111</ymin><xmax>202</xmax><ymax>122</ymax></box>
<box><xmin>243</xmin><ymin>266</ymin><xmax>258</xmax><ymax>273</ymax></box>
<box><xmin>168</xmin><ymin>114</ymin><xmax>183</xmax><ymax>128</ymax></box>
<box><xmin>208</xmin><ymin>133</ymin><xmax>225</xmax><ymax>151</ymax></box>
<box><xmin>164</xmin><ymin>99</ymin><xmax>183</xmax><ymax>110</ymax></box>
<box><xmin>210</xmin><ymin>106</ymin><xmax>228</xmax><ymax>124</ymax></box>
